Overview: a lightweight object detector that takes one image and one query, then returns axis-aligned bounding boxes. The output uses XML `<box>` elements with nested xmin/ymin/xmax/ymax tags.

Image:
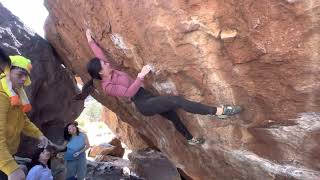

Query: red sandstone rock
<box><xmin>108</xmin><ymin>138</ymin><xmax>125</xmax><ymax>158</ymax></box>
<box><xmin>89</xmin><ymin>139</ymin><xmax>125</xmax><ymax>158</ymax></box>
<box><xmin>89</xmin><ymin>144</ymin><xmax>116</xmax><ymax>158</ymax></box>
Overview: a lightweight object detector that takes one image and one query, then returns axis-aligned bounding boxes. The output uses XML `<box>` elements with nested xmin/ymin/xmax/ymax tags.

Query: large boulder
<box><xmin>128</xmin><ymin>150</ymin><xmax>181</xmax><ymax>180</ymax></box>
<box><xmin>108</xmin><ymin>138</ymin><xmax>125</xmax><ymax>158</ymax></box>
<box><xmin>89</xmin><ymin>144</ymin><xmax>117</xmax><ymax>158</ymax></box>
<box><xmin>0</xmin><ymin>3</ymin><xmax>83</xmax><ymax>157</ymax></box>
<box><xmin>88</xmin><ymin>138</ymin><xmax>126</xmax><ymax>159</ymax></box>
<box><xmin>44</xmin><ymin>0</ymin><xmax>320</xmax><ymax>179</ymax></box>
<box><xmin>86</xmin><ymin>159</ymin><xmax>131</xmax><ymax>180</ymax></box>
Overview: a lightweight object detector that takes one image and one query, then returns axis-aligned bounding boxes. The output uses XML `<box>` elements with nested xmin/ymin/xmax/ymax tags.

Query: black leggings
<box><xmin>132</xmin><ymin>88</ymin><xmax>217</xmax><ymax>140</ymax></box>
<box><xmin>0</xmin><ymin>170</ymin><xmax>7</xmax><ymax>180</ymax></box>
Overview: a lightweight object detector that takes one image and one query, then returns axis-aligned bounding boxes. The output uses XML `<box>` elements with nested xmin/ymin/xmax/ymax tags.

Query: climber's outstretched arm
<box><xmin>86</xmin><ymin>29</ymin><xmax>110</xmax><ymax>63</ymax></box>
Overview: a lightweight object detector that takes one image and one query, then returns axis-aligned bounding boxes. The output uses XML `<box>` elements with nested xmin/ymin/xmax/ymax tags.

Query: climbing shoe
<box><xmin>188</xmin><ymin>137</ymin><xmax>205</xmax><ymax>145</ymax></box>
<box><xmin>217</xmin><ymin>105</ymin><xmax>242</xmax><ymax>119</ymax></box>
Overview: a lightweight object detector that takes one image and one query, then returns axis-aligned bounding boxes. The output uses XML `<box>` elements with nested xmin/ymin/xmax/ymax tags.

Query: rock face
<box><xmin>129</xmin><ymin>150</ymin><xmax>181</xmax><ymax>180</ymax></box>
<box><xmin>44</xmin><ymin>0</ymin><xmax>320</xmax><ymax>179</ymax></box>
<box><xmin>101</xmin><ymin>107</ymin><xmax>153</xmax><ymax>151</ymax></box>
<box><xmin>108</xmin><ymin>138</ymin><xmax>125</xmax><ymax>158</ymax></box>
<box><xmin>0</xmin><ymin>3</ymin><xmax>83</xmax><ymax>157</ymax></box>
<box><xmin>89</xmin><ymin>138</ymin><xmax>125</xmax><ymax>159</ymax></box>
<box><xmin>89</xmin><ymin>144</ymin><xmax>117</xmax><ymax>158</ymax></box>
<box><xmin>86</xmin><ymin>159</ymin><xmax>131</xmax><ymax>180</ymax></box>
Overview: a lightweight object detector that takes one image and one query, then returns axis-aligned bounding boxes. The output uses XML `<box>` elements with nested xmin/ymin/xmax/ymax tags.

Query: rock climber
<box><xmin>75</xmin><ymin>29</ymin><xmax>242</xmax><ymax>146</ymax></box>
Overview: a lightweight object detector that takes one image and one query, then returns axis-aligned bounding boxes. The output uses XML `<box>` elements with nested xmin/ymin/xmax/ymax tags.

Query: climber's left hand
<box><xmin>86</xmin><ymin>29</ymin><xmax>94</xmax><ymax>43</ymax></box>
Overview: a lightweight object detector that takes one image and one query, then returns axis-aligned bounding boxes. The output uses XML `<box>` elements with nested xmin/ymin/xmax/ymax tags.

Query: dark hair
<box><xmin>74</xmin><ymin>58</ymin><xmax>102</xmax><ymax>100</ymax></box>
<box><xmin>0</xmin><ymin>48</ymin><xmax>11</xmax><ymax>70</ymax></box>
<box><xmin>87</xmin><ymin>57</ymin><xmax>103</xmax><ymax>80</ymax></box>
<box><xmin>27</xmin><ymin>148</ymin><xmax>52</xmax><ymax>170</ymax></box>
<box><xmin>64</xmin><ymin>122</ymin><xmax>80</xmax><ymax>141</ymax></box>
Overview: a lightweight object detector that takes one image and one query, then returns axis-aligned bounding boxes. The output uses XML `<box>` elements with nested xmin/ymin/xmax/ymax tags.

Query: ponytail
<box><xmin>74</xmin><ymin>58</ymin><xmax>103</xmax><ymax>100</ymax></box>
<box><xmin>74</xmin><ymin>79</ymin><xmax>95</xmax><ymax>100</ymax></box>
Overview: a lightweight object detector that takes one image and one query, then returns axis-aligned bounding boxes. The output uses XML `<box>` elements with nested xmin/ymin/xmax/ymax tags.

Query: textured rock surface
<box><xmin>101</xmin><ymin>107</ymin><xmax>153</xmax><ymax>151</ymax></box>
<box><xmin>45</xmin><ymin>0</ymin><xmax>320</xmax><ymax>179</ymax></box>
<box><xmin>108</xmin><ymin>138</ymin><xmax>125</xmax><ymax>158</ymax></box>
<box><xmin>86</xmin><ymin>159</ymin><xmax>131</xmax><ymax>180</ymax></box>
<box><xmin>89</xmin><ymin>143</ymin><xmax>117</xmax><ymax>158</ymax></box>
<box><xmin>129</xmin><ymin>149</ymin><xmax>181</xmax><ymax>180</ymax></box>
<box><xmin>0</xmin><ymin>3</ymin><xmax>83</xmax><ymax>157</ymax></box>
<box><xmin>89</xmin><ymin>139</ymin><xmax>125</xmax><ymax>159</ymax></box>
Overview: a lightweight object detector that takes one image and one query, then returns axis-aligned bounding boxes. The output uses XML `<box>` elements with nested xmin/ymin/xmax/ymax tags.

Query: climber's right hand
<box><xmin>138</xmin><ymin>65</ymin><xmax>152</xmax><ymax>79</ymax></box>
<box><xmin>8</xmin><ymin>168</ymin><xmax>25</xmax><ymax>180</ymax></box>
<box><xmin>86</xmin><ymin>29</ymin><xmax>94</xmax><ymax>43</ymax></box>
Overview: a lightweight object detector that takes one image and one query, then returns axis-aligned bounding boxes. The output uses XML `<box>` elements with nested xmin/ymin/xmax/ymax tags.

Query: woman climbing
<box><xmin>75</xmin><ymin>29</ymin><xmax>242</xmax><ymax>145</ymax></box>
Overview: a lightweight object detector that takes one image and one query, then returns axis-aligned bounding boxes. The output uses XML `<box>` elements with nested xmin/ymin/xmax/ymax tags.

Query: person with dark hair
<box><xmin>50</xmin><ymin>122</ymin><xmax>90</xmax><ymax>180</ymax></box>
<box><xmin>0</xmin><ymin>48</ymin><xmax>11</xmax><ymax>79</ymax></box>
<box><xmin>26</xmin><ymin>148</ymin><xmax>53</xmax><ymax>180</ymax></box>
<box><xmin>75</xmin><ymin>29</ymin><xmax>243</xmax><ymax>146</ymax></box>
<box><xmin>0</xmin><ymin>56</ymin><xmax>50</xmax><ymax>180</ymax></box>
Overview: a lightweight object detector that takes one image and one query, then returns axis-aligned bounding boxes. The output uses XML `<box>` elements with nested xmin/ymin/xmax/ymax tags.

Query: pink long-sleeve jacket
<box><xmin>89</xmin><ymin>41</ymin><xmax>143</xmax><ymax>98</ymax></box>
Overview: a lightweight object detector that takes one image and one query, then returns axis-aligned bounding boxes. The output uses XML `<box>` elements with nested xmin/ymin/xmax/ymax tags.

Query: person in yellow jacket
<box><xmin>0</xmin><ymin>55</ymin><xmax>49</xmax><ymax>180</ymax></box>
